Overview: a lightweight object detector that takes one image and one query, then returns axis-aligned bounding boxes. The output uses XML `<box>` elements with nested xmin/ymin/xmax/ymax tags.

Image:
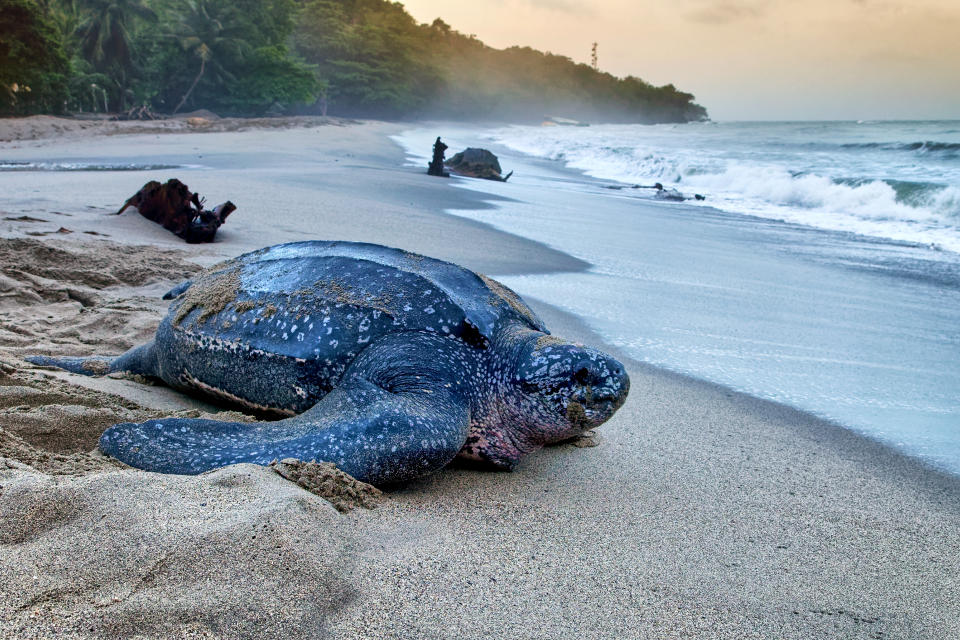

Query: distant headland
<box><xmin>2</xmin><ymin>0</ymin><xmax>707</xmax><ymax>124</ymax></box>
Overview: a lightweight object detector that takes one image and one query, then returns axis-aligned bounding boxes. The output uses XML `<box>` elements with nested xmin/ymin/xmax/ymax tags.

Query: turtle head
<box><xmin>514</xmin><ymin>334</ymin><xmax>630</xmax><ymax>443</ymax></box>
<box><xmin>457</xmin><ymin>330</ymin><xmax>629</xmax><ymax>470</ymax></box>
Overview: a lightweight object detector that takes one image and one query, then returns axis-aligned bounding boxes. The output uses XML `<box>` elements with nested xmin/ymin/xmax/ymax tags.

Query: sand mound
<box><xmin>271</xmin><ymin>459</ymin><xmax>383</xmax><ymax>513</ymax></box>
<box><xmin>0</xmin><ymin>238</ymin><xmax>201</xmax><ymax>357</ymax></box>
<box><xmin>0</xmin><ymin>239</ymin><xmax>229</xmax><ymax>476</ymax></box>
<box><xmin>0</xmin><ymin>237</ymin><xmax>195</xmax><ymax>289</ymax></box>
<box><xmin>0</xmin><ymin>464</ymin><xmax>362</xmax><ymax>639</ymax></box>
<box><xmin>0</xmin><ymin>237</ymin><xmax>211</xmax><ymax>477</ymax></box>
<box><xmin>0</xmin><ymin>358</ymin><xmax>254</xmax><ymax>475</ymax></box>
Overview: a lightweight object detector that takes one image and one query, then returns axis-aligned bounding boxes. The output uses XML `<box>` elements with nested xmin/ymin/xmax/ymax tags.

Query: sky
<box><xmin>399</xmin><ymin>0</ymin><xmax>960</xmax><ymax>121</ymax></box>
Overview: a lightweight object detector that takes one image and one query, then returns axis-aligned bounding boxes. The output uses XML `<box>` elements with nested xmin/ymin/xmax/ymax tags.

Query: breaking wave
<box><xmin>839</xmin><ymin>141</ymin><xmax>960</xmax><ymax>156</ymax></box>
<box><xmin>487</xmin><ymin>121</ymin><xmax>960</xmax><ymax>253</ymax></box>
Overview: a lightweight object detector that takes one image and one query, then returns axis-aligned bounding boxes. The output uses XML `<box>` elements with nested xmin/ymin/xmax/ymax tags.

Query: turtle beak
<box><xmin>573</xmin><ymin>353</ymin><xmax>630</xmax><ymax>426</ymax></box>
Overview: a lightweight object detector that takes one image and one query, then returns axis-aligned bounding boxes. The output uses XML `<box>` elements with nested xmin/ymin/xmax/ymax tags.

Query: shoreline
<box><xmin>531</xmin><ymin>294</ymin><xmax>960</xmax><ymax>493</ymax></box>
<box><xmin>0</xmin><ymin>114</ymin><xmax>358</xmax><ymax>145</ymax></box>
<box><xmin>392</xmin><ymin>122</ymin><xmax>960</xmax><ymax>476</ymax></box>
<box><xmin>2</xmin><ymin>118</ymin><xmax>959</xmax><ymax>639</ymax></box>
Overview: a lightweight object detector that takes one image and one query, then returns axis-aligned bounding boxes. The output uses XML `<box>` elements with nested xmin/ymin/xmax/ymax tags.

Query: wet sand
<box><xmin>1</xmin><ymin>119</ymin><xmax>958</xmax><ymax>639</ymax></box>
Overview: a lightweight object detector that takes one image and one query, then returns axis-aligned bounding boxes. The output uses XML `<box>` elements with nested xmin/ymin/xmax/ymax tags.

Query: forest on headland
<box><xmin>1</xmin><ymin>0</ymin><xmax>708</xmax><ymax>123</ymax></box>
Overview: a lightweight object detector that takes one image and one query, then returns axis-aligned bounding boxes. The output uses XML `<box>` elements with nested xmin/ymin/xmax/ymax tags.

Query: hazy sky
<box><xmin>400</xmin><ymin>0</ymin><xmax>960</xmax><ymax>121</ymax></box>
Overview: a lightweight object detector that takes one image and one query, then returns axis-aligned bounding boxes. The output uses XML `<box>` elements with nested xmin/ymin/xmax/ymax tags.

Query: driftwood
<box><xmin>115</xmin><ymin>179</ymin><xmax>236</xmax><ymax>243</ymax></box>
<box><xmin>120</xmin><ymin>105</ymin><xmax>161</xmax><ymax>121</ymax></box>
<box><xmin>427</xmin><ymin>136</ymin><xmax>449</xmax><ymax>177</ymax></box>
<box><xmin>604</xmin><ymin>181</ymin><xmax>706</xmax><ymax>201</ymax></box>
<box><xmin>445</xmin><ymin>148</ymin><xmax>513</xmax><ymax>182</ymax></box>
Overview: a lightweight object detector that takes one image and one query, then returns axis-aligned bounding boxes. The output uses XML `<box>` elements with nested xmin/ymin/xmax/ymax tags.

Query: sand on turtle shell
<box><xmin>312</xmin><ymin>278</ymin><xmax>394</xmax><ymax>315</ymax></box>
<box><xmin>172</xmin><ymin>264</ymin><xmax>241</xmax><ymax>326</ymax></box>
<box><xmin>233</xmin><ymin>299</ymin><xmax>258</xmax><ymax>313</ymax></box>
<box><xmin>479</xmin><ymin>273</ymin><xmax>541</xmax><ymax>327</ymax></box>
<box><xmin>535</xmin><ymin>334</ymin><xmax>572</xmax><ymax>350</ymax></box>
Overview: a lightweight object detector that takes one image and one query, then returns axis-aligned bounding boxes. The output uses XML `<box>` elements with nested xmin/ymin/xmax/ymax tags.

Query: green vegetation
<box><xmin>0</xmin><ymin>0</ymin><xmax>70</xmax><ymax>114</ymax></box>
<box><xmin>0</xmin><ymin>0</ymin><xmax>707</xmax><ymax>122</ymax></box>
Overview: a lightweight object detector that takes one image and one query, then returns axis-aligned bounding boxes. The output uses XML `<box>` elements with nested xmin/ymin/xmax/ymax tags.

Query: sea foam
<box><xmin>485</xmin><ymin>121</ymin><xmax>960</xmax><ymax>253</ymax></box>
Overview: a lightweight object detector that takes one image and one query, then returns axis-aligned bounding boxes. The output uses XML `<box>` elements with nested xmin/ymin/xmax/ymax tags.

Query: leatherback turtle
<box><xmin>29</xmin><ymin>241</ymin><xmax>629</xmax><ymax>485</ymax></box>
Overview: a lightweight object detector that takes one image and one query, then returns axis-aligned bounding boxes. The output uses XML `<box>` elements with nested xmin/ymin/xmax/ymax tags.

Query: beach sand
<box><xmin>1</xmin><ymin>118</ymin><xmax>958</xmax><ymax>639</ymax></box>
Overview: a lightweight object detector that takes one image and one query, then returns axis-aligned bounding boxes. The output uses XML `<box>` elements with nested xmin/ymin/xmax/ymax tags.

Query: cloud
<box><xmin>686</xmin><ymin>1</ymin><xmax>765</xmax><ymax>24</ymax></box>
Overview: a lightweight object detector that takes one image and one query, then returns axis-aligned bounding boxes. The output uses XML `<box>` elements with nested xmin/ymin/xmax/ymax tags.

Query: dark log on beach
<box><xmin>445</xmin><ymin>148</ymin><xmax>512</xmax><ymax>182</ymax></box>
<box><xmin>115</xmin><ymin>179</ymin><xmax>236</xmax><ymax>243</ymax></box>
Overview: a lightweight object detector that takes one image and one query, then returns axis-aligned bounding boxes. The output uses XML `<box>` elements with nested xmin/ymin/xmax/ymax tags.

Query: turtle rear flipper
<box><xmin>26</xmin><ymin>340</ymin><xmax>160</xmax><ymax>378</ymax></box>
<box><xmin>100</xmin><ymin>379</ymin><xmax>470</xmax><ymax>485</ymax></box>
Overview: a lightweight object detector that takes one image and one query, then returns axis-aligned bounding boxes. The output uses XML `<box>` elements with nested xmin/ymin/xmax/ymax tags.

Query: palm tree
<box><xmin>168</xmin><ymin>0</ymin><xmax>249</xmax><ymax>113</ymax></box>
<box><xmin>76</xmin><ymin>0</ymin><xmax>155</xmax><ymax>72</ymax></box>
<box><xmin>74</xmin><ymin>0</ymin><xmax>155</xmax><ymax>110</ymax></box>
<box><xmin>43</xmin><ymin>0</ymin><xmax>83</xmax><ymax>56</ymax></box>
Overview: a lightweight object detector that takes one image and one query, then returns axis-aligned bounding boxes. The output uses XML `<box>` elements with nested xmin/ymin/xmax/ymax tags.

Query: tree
<box><xmin>3</xmin><ymin>0</ymin><xmax>708</xmax><ymax>121</ymax></box>
<box><xmin>165</xmin><ymin>0</ymin><xmax>250</xmax><ymax>113</ymax></box>
<box><xmin>293</xmin><ymin>0</ymin><xmax>442</xmax><ymax>117</ymax></box>
<box><xmin>44</xmin><ymin>0</ymin><xmax>83</xmax><ymax>55</ymax></box>
<box><xmin>224</xmin><ymin>45</ymin><xmax>317</xmax><ymax>114</ymax></box>
<box><xmin>0</xmin><ymin>0</ymin><xmax>70</xmax><ymax>115</ymax></box>
<box><xmin>75</xmin><ymin>0</ymin><xmax>156</xmax><ymax>109</ymax></box>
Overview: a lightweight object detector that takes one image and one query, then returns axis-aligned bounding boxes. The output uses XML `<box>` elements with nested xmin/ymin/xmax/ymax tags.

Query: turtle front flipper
<box><xmin>100</xmin><ymin>381</ymin><xmax>470</xmax><ymax>485</ymax></box>
<box><xmin>99</xmin><ymin>332</ymin><xmax>477</xmax><ymax>485</ymax></box>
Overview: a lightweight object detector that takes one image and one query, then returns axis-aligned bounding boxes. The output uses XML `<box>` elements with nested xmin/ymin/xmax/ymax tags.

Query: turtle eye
<box><xmin>574</xmin><ymin>367</ymin><xmax>591</xmax><ymax>385</ymax></box>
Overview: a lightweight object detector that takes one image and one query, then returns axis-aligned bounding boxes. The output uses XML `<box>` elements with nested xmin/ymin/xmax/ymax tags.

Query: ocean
<box><xmin>490</xmin><ymin>120</ymin><xmax>960</xmax><ymax>253</ymax></box>
<box><xmin>394</xmin><ymin>121</ymin><xmax>960</xmax><ymax>474</ymax></box>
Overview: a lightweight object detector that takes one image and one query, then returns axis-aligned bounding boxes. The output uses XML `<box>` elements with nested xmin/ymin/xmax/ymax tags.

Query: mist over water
<box><xmin>485</xmin><ymin>121</ymin><xmax>960</xmax><ymax>253</ymax></box>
